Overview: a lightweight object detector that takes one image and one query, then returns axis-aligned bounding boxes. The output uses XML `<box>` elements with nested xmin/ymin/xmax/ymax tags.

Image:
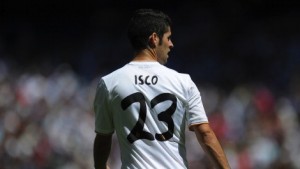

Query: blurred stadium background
<box><xmin>1</xmin><ymin>1</ymin><xmax>300</xmax><ymax>169</ymax></box>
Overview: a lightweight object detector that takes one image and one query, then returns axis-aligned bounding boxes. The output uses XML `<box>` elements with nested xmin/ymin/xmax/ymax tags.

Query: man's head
<box><xmin>128</xmin><ymin>9</ymin><xmax>172</xmax><ymax>51</ymax></box>
<box><xmin>128</xmin><ymin>9</ymin><xmax>173</xmax><ymax>64</ymax></box>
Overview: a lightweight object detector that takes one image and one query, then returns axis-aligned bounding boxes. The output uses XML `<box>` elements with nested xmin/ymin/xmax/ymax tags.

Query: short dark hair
<box><xmin>127</xmin><ymin>9</ymin><xmax>172</xmax><ymax>51</ymax></box>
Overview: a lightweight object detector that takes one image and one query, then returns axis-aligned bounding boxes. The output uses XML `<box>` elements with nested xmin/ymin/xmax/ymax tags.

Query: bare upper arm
<box><xmin>94</xmin><ymin>133</ymin><xmax>113</xmax><ymax>145</ymax></box>
<box><xmin>191</xmin><ymin>123</ymin><xmax>214</xmax><ymax>137</ymax></box>
<box><xmin>189</xmin><ymin>122</ymin><xmax>210</xmax><ymax>132</ymax></box>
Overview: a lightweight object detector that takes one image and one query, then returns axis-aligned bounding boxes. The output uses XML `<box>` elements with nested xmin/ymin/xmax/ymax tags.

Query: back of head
<box><xmin>127</xmin><ymin>9</ymin><xmax>171</xmax><ymax>51</ymax></box>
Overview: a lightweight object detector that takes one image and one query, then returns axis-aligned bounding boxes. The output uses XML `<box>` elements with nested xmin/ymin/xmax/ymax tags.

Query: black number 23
<box><xmin>121</xmin><ymin>92</ymin><xmax>177</xmax><ymax>144</ymax></box>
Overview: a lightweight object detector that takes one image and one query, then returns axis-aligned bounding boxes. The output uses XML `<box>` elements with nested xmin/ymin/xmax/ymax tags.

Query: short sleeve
<box><xmin>185</xmin><ymin>76</ymin><xmax>208</xmax><ymax>130</ymax></box>
<box><xmin>94</xmin><ymin>78</ymin><xmax>114</xmax><ymax>134</ymax></box>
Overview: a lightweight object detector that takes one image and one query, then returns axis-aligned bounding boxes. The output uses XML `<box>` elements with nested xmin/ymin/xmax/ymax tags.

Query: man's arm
<box><xmin>93</xmin><ymin>133</ymin><xmax>112</xmax><ymax>169</ymax></box>
<box><xmin>192</xmin><ymin>123</ymin><xmax>231</xmax><ymax>169</ymax></box>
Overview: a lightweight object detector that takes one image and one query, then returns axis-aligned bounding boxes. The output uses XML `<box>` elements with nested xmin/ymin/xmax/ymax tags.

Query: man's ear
<box><xmin>148</xmin><ymin>33</ymin><xmax>158</xmax><ymax>48</ymax></box>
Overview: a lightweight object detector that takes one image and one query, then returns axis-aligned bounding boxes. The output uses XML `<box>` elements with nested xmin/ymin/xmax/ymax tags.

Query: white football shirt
<box><xmin>94</xmin><ymin>61</ymin><xmax>208</xmax><ymax>169</ymax></box>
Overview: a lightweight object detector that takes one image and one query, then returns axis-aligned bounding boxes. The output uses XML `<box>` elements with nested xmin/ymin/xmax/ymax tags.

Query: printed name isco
<box><xmin>134</xmin><ymin>75</ymin><xmax>158</xmax><ymax>85</ymax></box>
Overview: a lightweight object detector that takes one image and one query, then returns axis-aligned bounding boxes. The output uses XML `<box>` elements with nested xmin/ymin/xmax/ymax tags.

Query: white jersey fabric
<box><xmin>94</xmin><ymin>61</ymin><xmax>208</xmax><ymax>169</ymax></box>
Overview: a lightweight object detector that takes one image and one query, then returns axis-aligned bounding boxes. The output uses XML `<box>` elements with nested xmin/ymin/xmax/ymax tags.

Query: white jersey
<box><xmin>94</xmin><ymin>61</ymin><xmax>208</xmax><ymax>169</ymax></box>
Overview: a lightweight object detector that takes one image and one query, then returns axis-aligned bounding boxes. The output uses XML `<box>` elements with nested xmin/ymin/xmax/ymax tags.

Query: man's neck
<box><xmin>132</xmin><ymin>48</ymin><xmax>158</xmax><ymax>62</ymax></box>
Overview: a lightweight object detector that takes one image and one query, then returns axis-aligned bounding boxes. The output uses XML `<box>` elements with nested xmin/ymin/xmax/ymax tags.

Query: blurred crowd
<box><xmin>0</xmin><ymin>62</ymin><xmax>96</xmax><ymax>169</ymax></box>
<box><xmin>0</xmin><ymin>59</ymin><xmax>300</xmax><ymax>169</ymax></box>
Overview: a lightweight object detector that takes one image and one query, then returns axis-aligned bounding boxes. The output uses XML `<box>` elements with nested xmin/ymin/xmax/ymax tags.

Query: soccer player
<box><xmin>93</xmin><ymin>9</ymin><xmax>231</xmax><ymax>169</ymax></box>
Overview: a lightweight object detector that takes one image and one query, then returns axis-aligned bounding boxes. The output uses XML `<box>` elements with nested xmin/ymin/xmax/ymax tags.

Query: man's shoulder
<box><xmin>102</xmin><ymin>65</ymin><xmax>129</xmax><ymax>79</ymax></box>
<box><xmin>163</xmin><ymin>66</ymin><xmax>191</xmax><ymax>79</ymax></box>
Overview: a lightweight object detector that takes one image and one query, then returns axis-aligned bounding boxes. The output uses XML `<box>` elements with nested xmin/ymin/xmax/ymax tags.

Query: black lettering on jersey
<box><xmin>121</xmin><ymin>92</ymin><xmax>154</xmax><ymax>143</ymax></box>
<box><xmin>121</xmin><ymin>92</ymin><xmax>176</xmax><ymax>143</ymax></box>
<box><xmin>134</xmin><ymin>75</ymin><xmax>158</xmax><ymax>85</ymax></box>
